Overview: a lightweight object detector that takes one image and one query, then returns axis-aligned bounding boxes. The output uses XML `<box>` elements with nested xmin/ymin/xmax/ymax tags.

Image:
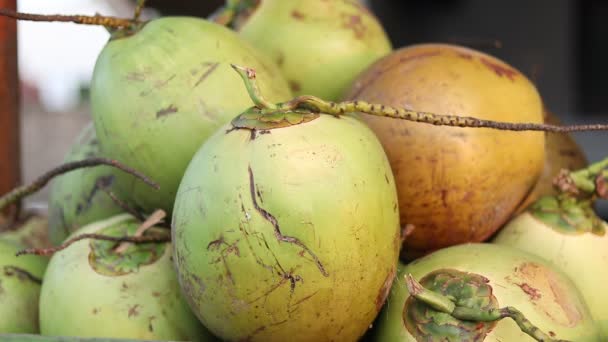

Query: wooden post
<box><xmin>0</xmin><ymin>0</ymin><xmax>20</xmax><ymax>217</ymax></box>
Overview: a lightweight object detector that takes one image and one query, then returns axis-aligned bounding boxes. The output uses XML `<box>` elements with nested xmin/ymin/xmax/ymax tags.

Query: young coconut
<box><xmin>171</xmin><ymin>66</ymin><xmax>402</xmax><ymax>341</ymax></box>
<box><xmin>494</xmin><ymin>157</ymin><xmax>608</xmax><ymax>337</ymax></box>
<box><xmin>213</xmin><ymin>0</ymin><xmax>392</xmax><ymax>100</ymax></box>
<box><xmin>36</xmin><ymin>213</ymin><xmax>215</xmax><ymax>341</ymax></box>
<box><xmin>90</xmin><ymin>15</ymin><xmax>292</xmax><ymax>215</ymax></box>
<box><xmin>373</xmin><ymin>243</ymin><xmax>600</xmax><ymax>341</ymax></box>
<box><xmin>513</xmin><ymin>109</ymin><xmax>588</xmax><ymax>214</ymax></box>
<box><xmin>343</xmin><ymin>43</ymin><xmax>546</xmax><ymax>260</ymax></box>
<box><xmin>47</xmin><ymin>123</ymin><xmax>130</xmax><ymax>245</ymax></box>
<box><xmin>0</xmin><ymin>238</ymin><xmax>48</xmax><ymax>334</ymax></box>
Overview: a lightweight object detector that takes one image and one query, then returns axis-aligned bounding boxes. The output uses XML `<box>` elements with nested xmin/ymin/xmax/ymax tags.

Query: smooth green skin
<box><xmin>48</xmin><ymin>123</ymin><xmax>126</xmax><ymax>246</ymax></box>
<box><xmin>39</xmin><ymin>214</ymin><xmax>214</xmax><ymax>341</ymax></box>
<box><xmin>172</xmin><ymin>115</ymin><xmax>401</xmax><ymax>341</ymax></box>
<box><xmin>91</xmin><ymin>17</ymin><xmax>292</xmax><ymax>215</ymax></box>
<box><xmin>494</xmin><ymin>212</ymin><xmax>608</xmax><ymax>338</ymax></box>
<box><xmin>373</xmin><ymin>243</ymin><xmax>600</xmax><ymax>341</ymax></box>
<box><xmin>0</xmin><ymin>239</ymin><xmax>48</xmax><ymax>334</ymax></box>
<box><xmin>236</xmin><ymin>0</ymin><xmax>392</xmax><ymax>100</ymax></box>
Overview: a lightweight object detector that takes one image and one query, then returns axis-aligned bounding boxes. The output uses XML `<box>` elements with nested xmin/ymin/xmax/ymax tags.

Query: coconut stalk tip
<box><xmin>403</xmin><ymin>273</ymin><xmax>568</xmax><ymax>342</ymax></box>
<box><xmin>553</xmin><ymin>156</ymin><xmax>608</xmax><ymax>198</ymax></box>
<box><xmin>231</xmin><ymin>64</ymin><xmax>277</xmax><ymax>110</ymax></box>
<box><xmin>405</xmin><ymin>273</ymin><xmax>456</xmax><ymax>313</ymax></box>
<box><xmin>0</xmin><ymin>158</ymin><xmax>159</xmax><ymax>213</ymax></box>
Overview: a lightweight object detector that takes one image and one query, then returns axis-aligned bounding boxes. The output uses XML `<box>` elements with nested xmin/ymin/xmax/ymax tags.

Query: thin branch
<box><xmin>133</xmin><ymin>0</ymin><xmax>147</xmax><ymax>21</ymax></box>
<box><xmin>0</xmin><ymin>8</ymin><xmax>139</xmax><ymax>29</ymax></box>
<box><xmin>99</xmin><ymin>186</ymin><xmax>146</xmax><ymax>222</ymax></box>
<box><xmin>3</xmin><ymin>265</ymin><xmax>43</xmax><ymax>284</ymax></box>
<box><xmin>16</xmin><ymin>232</ymin><xmax>170</xmax><ymax>257</ymax></box>
<box><xmin>114</xmin><ymin>209</ymin><xmax>166</xmax><ymax>253</ymax></box>
<box><xmin>0</xmin><ymin>157</ymin><xmax>159</xmax><ymax>212</ymax></box>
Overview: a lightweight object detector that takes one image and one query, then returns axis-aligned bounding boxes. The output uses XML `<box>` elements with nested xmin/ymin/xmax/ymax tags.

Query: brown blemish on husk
<box><xmin>125</xmin><ymin>72</ymin><xmax>147</xmax><ymax>82</ymax></box>
<box><xmin>289</xmin><ymin>80</ymin><xmax>301</xmax><ymax>93</ymax></box>
<box><xmin>342</xmin><ymin>14</ymin><xmax>366</xmax><ymax>39</ymax></box>
<box><xmin>596</xmin><ymin>174</ymin><xmax>607</xmax><ymax>198</ymax></box>
<box><xmin>479</xmin><ymin>57</ymin><xmax>518</xmax><ymax>81</ymax></box>
<box><xmin>513</xmin><ymin>262</ymin><xmax>582</xmax><ymax>327</ymax></box>
<box><xmin>156</xmin><ymin>104</ymin><xmax>178</xmax><ymax>118</ymax></box>
<box><xmin>375</xmin><ymin>267</ymin><xmax>396</xmax><ymax>311</ymax></box>
<box><xmin>127</xmin><ymin>304</ymin><xmax>140</xmax><ymax>317</ymax></box>
<box><xmin>140</xmin><ymin>74</ymin><xmax>176</xmax><ymax>97</ymax></box>
<box><xmin>291</xmin><ymin>10</ymin><xmax>305</xmax><ymax>20</ymax></box>
<box><xmin>517</xmin><ymin>283</ymin><xmax>542</xmax><ymax>301</ymax></box>
<box><xmin>457</xmin><ymin>52</ymin><xmax>473</xmax><ymax>60</ymax></box>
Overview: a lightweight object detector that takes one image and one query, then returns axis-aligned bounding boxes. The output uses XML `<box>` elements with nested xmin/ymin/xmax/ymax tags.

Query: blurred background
<box><xmin>14</xmin><ymin>0</ymin><xmax>608</xmax><ymax>217</ymax></box>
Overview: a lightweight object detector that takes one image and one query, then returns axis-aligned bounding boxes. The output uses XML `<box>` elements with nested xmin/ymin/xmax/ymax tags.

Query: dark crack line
<box><xmin>76</xmin><ymin>175</ymin><xmax>114</xmax><ymax>215</ymax></box>
<box><xmin>246</xmin><ymin>267</ymin><xmax>302</xmax><ymax>305</ymax></box>
<box><xmin>208</xmin><ymin>238</ymin><xmax>240</xmax><ymax>286</ymax></box>
<box><xmin>3</xmin><ymin>266</ymin><xmax>42</xmax><ymax>284</ymax></box>
<box><xmin>238</xmin><ymin>221</ymin><xmax>276</xmax><ymax>274</ymax></box>
<box><xmin>247</xmin><ymin>166</ymin><xmax>328</xmax><ymax>277</ymax></box>
<box><xmin>194</xmin><ymin>62</ymin><xmax>219</xmax><ymax>88</ymax></box>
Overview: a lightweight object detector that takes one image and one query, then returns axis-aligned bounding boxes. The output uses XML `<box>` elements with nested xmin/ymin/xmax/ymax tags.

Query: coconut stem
<box><xmin>231</xmin><ymin>65</ymin><xmax>608</xmax><ymax>133</ymax></box>
<box><xmin>231</xmin><ymin>64</ymin><xmax>277</xmax><ymax>110</ymax></box>
<box><xmin>0</xmin><ymin>8</ymin><xmax>139</xmax><ymax>29</ymax></box>
<box><xmin>285</xmin><ymin>95</ymin><xmax>608</xmax><ymax>133</ymax></box>
<box><xmin>405</xmin><ymin>274</ymin><xmax>569</xmax><ymax>342</ymax></box>
<box><xmin>16</xmin><ymin>232</ymin><xmax>170</xmax><ymax>257</ymax></box>
<box><xmin>99</xmin><ymin>187</ymin><xmax>146</xmax><ymax>222</ymax></box>
<box><xmin>133</xmin><ymin>0</ymin><xmax>147</xmax><ymax>21</ymax></box>
<box><xmin>211</xmin><ymin>0</ymin><xmax>253</xmax><ymax>27</ymax></box>
<box><xmin>114</xmin><ymin>209</ymin><xmax>166</xmax><ymax>254</ymax></box>
<box><xmin>0</xmin><ymin>158</ymin><xmax>159</xmax><ymax>213</ymax></box>
<box><xmin>554</xmin><ymin>157</ymin><xmax>608</xmax><ymax>197</ymax></box>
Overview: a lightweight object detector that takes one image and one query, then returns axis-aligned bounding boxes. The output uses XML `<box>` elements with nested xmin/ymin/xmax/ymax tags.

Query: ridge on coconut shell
<box><xmin>343</xmin><ymin>43</ymin><xmax>546</xmax><ymax>260</ymax></box>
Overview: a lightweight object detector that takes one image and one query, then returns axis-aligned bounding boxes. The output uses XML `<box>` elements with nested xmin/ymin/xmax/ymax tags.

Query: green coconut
<box><xmin>219</xmin><ymin>0</ymin><xmax>392</xmax><ymax>100</ymax></box>
<box><xmin>374</xmin><ymin>243</ymin><xmax>599</xmax><ymax>341</ymax></box>
<box><xmin>91</xmin><ymin>16</ymin><xmax>292</xmax><ymax>215</ymax></box>
<box><xmin>1</xmin><ymin>214</ymin><xmax>51</xmax><ymax>249</ymax></box>
<box><xmin>39</xmin><ymin>213</ymin><xmax>214</xmax><ymax>341</ymax></box>
<box><xmin>171</xmin><ymin>72</ymin><xmax>401</xmax><ymax>340</ymax></box>
<box><xmin>47</xmin><ymin>123</ymin><xmax>128</xmax><ymax>245</ymax></box>
<box><xmin>0</xmin><ymin>238</ymin><xmax>48</xmax><ymax>334</ymax></box>
<box><xmin>494</xmin><ymin>158</ymin><xmax>608</xmax><ymax>338</ymax></box>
